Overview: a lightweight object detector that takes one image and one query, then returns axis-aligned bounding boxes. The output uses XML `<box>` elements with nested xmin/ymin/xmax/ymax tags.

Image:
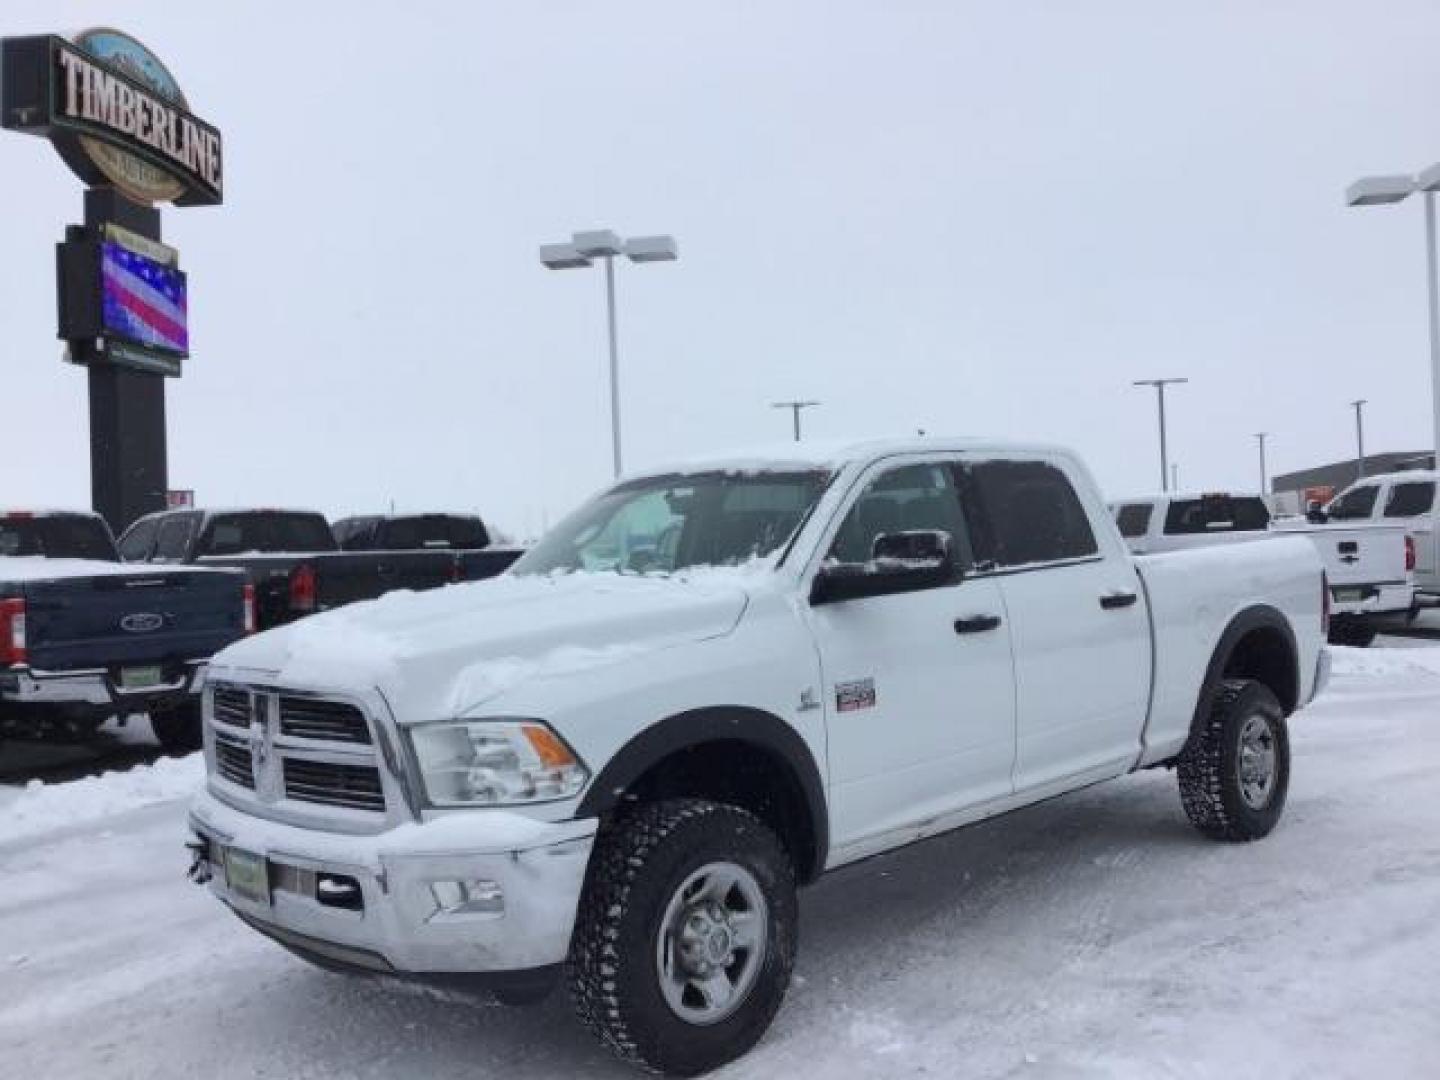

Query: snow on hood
<box><xmin>212</xmin><ymin>570</ymin><xmax>753</xmax><ymax>723</ymax></box>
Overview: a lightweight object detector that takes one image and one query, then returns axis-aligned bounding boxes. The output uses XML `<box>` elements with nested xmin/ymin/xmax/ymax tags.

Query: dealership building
<box><xmin>1270</xmin><ymin>450</ymin><xmax>1436</xmax><ymax>509</ymax></box>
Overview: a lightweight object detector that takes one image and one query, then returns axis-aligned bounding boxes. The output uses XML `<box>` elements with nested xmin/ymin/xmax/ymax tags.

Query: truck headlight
<box><xmin>408</xmin><ymin>720</ymin><xmax>588</xmax><ymax>807</ymax></box>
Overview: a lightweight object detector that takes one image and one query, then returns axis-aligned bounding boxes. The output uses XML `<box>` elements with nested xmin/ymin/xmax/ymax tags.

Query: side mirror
<box><xmin>1305</xmin><ymin>501</ymin><xmax>1328</xmax><ymax>524</ymax></box>
<box><xmin>811</xmin><ymin>529</ymin><xmax>958</xmax><ymax>605</ymax></box>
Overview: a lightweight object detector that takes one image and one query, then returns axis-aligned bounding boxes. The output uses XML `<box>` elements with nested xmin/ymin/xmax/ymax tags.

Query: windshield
<box><xmin>511</xmin><ymin>470</ymin><xmax>830</xmax><ymax>576</ymax></box>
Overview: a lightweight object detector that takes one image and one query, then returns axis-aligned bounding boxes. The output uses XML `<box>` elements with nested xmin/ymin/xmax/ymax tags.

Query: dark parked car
<box><xmin>120</xmin><ymin>508</ymin><xmax>523</xmax><ymax>630</ymax></box>
<box><xmin>0</xmin><ymin>510</ymin><xmax>251</xmax><ymax>751</ymax></box>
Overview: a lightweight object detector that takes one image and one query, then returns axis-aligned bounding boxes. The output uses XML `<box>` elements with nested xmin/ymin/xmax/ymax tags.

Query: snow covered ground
<box><xmin>2</xmin><ymin>646</ymin><xmax>1438</xmax><ymax>1078</ymax></box>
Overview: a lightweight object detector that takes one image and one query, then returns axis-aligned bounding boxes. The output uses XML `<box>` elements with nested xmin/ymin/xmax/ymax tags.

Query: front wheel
<box><xmin>1178</xmin><ymin>678</ymin><xmax>1290</xmax><ymax>841</ymax></box>
<box><xmin>149</xmin><ymin>699</ymin><xmax>203</xmax><ymax>755</ymax></box>
<box><xmin>1327</xmin><ymin>618</ymin><xmax>1378</xmax><ymax>648</ymax></box>
<box><xmin>568</xmin><ymin>799</ymin><xmax>797</xmax><ymax>1076</ymax></box>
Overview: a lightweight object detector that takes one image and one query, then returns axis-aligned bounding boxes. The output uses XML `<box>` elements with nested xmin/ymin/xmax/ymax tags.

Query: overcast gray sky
<box><xmin>4</xmin><ymin>1</ymin><xmax>1440</xmax><ymax>536</ymax></box>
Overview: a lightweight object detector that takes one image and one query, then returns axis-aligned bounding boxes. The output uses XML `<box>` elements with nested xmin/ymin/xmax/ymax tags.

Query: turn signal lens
<box><xmin>522</xmin><ymin>723</ymin><xmax>579</xmax><ymax>771</ymax></box>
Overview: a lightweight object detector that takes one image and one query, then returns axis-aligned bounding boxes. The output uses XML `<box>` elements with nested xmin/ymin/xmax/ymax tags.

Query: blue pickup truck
<box><xmin>0</xmin><ymin>510</ymin><xmax>251</xmax><ymax>753</ymax></box>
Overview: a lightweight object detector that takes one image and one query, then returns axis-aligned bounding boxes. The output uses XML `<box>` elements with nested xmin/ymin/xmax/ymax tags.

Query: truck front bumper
<box><xmin>188</xmin><ymin>789</ymin><xmax>597</xmax><ymax>974</ymax></box>
<box><xmin>0</xmin><ymin>660</ymin><xmax>206</xmax><ymax>708</ymax></box>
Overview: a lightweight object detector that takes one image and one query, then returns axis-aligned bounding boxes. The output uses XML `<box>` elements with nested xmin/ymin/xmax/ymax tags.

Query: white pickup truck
<box><xmin>1110</xmin><ymin>492</ymin><xmax>1413</xmax><ymax>647</ymax></box>
<box><xmin>189</xmin><ymin>439</ymin><xmax>1328</xmax><ymax>1076</ymax></box>
<box><xmin>1323</xmin><ymin>470</ymin><xmax>1439</xmax><ymax>604</ymax></box>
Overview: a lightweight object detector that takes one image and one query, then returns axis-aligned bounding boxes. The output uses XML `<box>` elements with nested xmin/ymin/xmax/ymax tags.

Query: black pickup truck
<box><xmin>0</xmin><ymin>510</ymin><xmax>251</xmax><ymax>752</ymax></box>
<box><xmin>119</xmin><ymin>509</ymin><xmax>524</xmax><ymax>630</ymax></box>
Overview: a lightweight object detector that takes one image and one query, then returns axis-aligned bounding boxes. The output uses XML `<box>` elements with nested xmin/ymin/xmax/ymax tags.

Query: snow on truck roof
<box><xmin>626</xmin><ymin>436</ymin><xmax>1072</xmax><ymax>480</ymax></box>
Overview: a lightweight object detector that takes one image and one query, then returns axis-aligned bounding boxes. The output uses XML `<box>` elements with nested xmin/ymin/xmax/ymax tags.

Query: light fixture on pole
<box><xmin>1254</xmin><ymin>432</ymin><xmax>1269</xmax><ymax>493</ymax></box>
<box><xmin>771</xmin><ymin>400</ymin><xmax>820</xmax><ymax>442</ymax></box>
<box><xmin>1132</xmin><ymin>377</ymin><xmax>1188</xmax><ymax>492</ymax></box>
<box><xmin>1351</xmin><ymin>399</ymin><xmax>1367</xmax><ymax>480</ymax></box>
<box><xmin>540</xmin><ymin>230</ymin><xmax>678</xmax><ymax>477</ymax></box>
<box><xmin>1345</xmin><ymin>165</ymin><xmax>1440</xmax><ymax>468</ymax></box>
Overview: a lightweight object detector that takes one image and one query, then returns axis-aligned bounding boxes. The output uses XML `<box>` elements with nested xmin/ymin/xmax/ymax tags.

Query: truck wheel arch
<box><xmin>1193</xmin><ymin>605</ymin><xmax>1300</xmax><ymax>731</ymax></box>
<box><xmin>576</xmin><ymin>706</ymin><xmax>829</xmax><ymax>884</ymax></box>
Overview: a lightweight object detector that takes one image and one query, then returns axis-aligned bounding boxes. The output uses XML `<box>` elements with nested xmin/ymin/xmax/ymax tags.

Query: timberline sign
<box><xmin>1</xmin><ymin>30</ymin><xmax>223</xmax><ymax>206</ymax></box>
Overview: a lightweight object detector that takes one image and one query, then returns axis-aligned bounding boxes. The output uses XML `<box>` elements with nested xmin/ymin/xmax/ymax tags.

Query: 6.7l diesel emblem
<box><xmin>119</xmin><ymin>612</ymin><xmax>164</xmax><ymax>633</ymax></box>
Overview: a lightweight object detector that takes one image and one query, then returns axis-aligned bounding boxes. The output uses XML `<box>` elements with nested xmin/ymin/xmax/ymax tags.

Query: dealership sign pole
<box><xmin>2</xmin><ymin>30</ymin><xmax>222</xmax><ymax>531</ymax></box>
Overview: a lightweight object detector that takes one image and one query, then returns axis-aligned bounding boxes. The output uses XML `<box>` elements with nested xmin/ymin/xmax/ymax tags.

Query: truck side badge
<box><xmin>798</xmin><ymin>687</ymin><xmax>820</xmax><ymax>713</ymax></box>
<box><xmin>835</xmin><ymin>677</ymin><xmax>877</xmax><ymax>713</ymax></box>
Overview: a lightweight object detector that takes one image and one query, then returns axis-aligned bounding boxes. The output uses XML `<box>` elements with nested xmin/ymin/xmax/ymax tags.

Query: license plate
<box><xmin>119</xmin><ymin>665</ymin><xmax>163</xmax><ymax>689</ymax></box>
<box><xmin>1333</xmin><ymin>587</ymin><xmax>1364</xmax><ymax>603</ymax></box>
<box><xmin>225</xmin><ymin>848</ymin><xmax>271</xmax><ymax>906</ymax></box>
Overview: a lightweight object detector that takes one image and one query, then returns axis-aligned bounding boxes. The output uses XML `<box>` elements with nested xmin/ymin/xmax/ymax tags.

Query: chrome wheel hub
<box><xmin>656</xmin><ymin>861</ymin><xmax>767</xmax><ymax>1025</ymax></box>
<box><xmin>1237</xmin><ymin>712</ymin><xmax>1278</xmax><ymax>810</ymax></box>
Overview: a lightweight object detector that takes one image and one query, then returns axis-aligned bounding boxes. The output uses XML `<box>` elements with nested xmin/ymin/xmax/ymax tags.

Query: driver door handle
<box><xmin>954</xmin><ymin>614</ymin><xmax>1002</xmax><ymax>634</ymax></box>
<box><xmin>1100</xmin><ymin>591</ymin><xmax>1138</xmax><ymax>610</ymax></box>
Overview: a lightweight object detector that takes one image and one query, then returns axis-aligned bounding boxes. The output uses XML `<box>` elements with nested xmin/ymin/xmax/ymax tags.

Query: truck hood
<box><xmin>210</xmin><ymin>571</ymin><xmax>753</xmax><ymax>722</ymax></box>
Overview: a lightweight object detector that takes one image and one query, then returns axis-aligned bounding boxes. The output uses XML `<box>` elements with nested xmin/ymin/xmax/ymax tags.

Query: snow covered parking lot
<box><xmin>2</xmin><ymin>646</ymin><xmax>1438</xmax><ymax>1079</ymax></box>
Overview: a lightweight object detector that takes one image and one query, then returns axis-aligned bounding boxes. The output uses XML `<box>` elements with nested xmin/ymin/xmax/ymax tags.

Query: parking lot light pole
<box><xmin>540</xmin><ymin>230</ymin><xmax>679</xmax><ymax>478</ymax></box>
<box><xmin>1132</xmin><ymin>377</ymin><xmax>1188</xmax><ymax>492</ymax></box>
<box><xmin>1351</xmin><ymin>399</ymin><xmax>1367</xmax><ymax>479</ymax></box>
<box><xmin>771</xmin><ymin>400</ymin><xmax>820</xmax><ymax>441</ymax></box>
<box><xmin>1345</xmin><ymin>166</ymin><xmax>1440</xmax><ymax>468</ymax></box>
<box><xmin>1255</xmin><ymin>432</ymin><xmax>1269</xmax><ymax>494</ymax></box>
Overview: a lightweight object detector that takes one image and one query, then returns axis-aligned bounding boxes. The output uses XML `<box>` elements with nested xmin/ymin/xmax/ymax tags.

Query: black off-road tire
<box><xmin>567</xmin><ymin>799</ymin><xmax>798</xmax><ymax>1076</ymax></box>
<box><xmin>1178</xmin><ymin>678</ymin><xmax>1289</xmax><ymax>841</ymax></box>
<box><xmin>1327</xmin><ymin>619</ymin><xmax>1378</xmax><ymax>648</ymax></box>
<box><xmin>149</xmin><ymin>699</ymin><xmax>203</xmax><ymax>755</ymax></box>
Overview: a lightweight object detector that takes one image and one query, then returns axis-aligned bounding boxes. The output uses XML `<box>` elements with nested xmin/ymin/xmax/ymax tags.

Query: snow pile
<box><xmin>0</xmin><ymin>753</ymin><xmax>204</xmax><ymax>845</ymax></box>
<box><xmin>1328</xmin><ymin>645</ymin><xmax>1440</xmax><ymax>682</ymax></box>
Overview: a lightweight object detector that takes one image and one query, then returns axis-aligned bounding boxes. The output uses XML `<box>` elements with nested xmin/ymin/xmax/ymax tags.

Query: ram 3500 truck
<box><xmin>0</xmin><ymin>510</ymin><xmax>252</xmax><ymax>751</ymax></box>
<box><xmin>188</xmin><ymin>439</ymin><xmax>1328</xmax><ymax>1076</ymax></box>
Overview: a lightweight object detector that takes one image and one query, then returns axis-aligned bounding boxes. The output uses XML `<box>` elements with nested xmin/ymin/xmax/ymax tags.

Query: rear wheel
<box><xmin>568</xmin><ymin>799</ymin><xmax>797</xmax><ymax>1076</ymax></box>
<box><xmin>149</xmin><ymin>699</ymin><xmax>202</xmax><ymax>755</ymax></box>
<box><xmin>1178</xmin><ymin>678</ymin><xmax>1289</xmax><ymax>841</ymax></box>
<box><xmin>1327</xmin><ymin>618</ymin><xmax>1377</xmax><ymax>648</ymax></box>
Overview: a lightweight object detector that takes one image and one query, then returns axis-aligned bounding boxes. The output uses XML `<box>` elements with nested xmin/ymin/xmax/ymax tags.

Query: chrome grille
<box><xmin>214</xmin><ymin>732</ymin><xmax>256</xmax><ymax>789</ymax></box>
<box><xmin>283</xmin><ymin>758</ymin><xmax>386</xmax><ymax>812</ymax></box>
<box><xmin>279</xmin><ymin>696</ymin><xmax>371</xmax><ymax>744</ymax></box>
<box><xmin>212</xmin><ymin>686</ymin><xmax>251</xmax><ymax>729</ymax></box>
<box><xmin>206</xmin><ymin>683</ymin><xmax>390</xmax><ymax>817</ymax></box>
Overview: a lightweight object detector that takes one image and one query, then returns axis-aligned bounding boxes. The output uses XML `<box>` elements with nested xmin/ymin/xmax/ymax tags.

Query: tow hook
<box><xmin>186</xmin><ymin>837</ymin><xmax>213</xmax><ymax>885</ymax></box>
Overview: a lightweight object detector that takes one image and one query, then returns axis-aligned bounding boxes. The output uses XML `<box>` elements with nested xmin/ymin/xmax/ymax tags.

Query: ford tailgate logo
<box><xmin>120</xmin><ymin>612</ymin><xmax>165</xmax><ymax>633</ymax></box>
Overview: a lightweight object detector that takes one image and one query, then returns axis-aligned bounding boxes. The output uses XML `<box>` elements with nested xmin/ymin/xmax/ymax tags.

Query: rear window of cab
<box><xmin>1163</xmin><ymin>495</ymin><xmax>1269</xmax><ymax>535</ymax></box>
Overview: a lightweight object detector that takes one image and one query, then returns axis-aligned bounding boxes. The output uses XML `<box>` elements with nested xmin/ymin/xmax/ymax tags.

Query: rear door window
<box><xmin>961</xmin><ymin>459</ymin><xmax>1098</xmax><ymax>568</ymax></box>
<box><xmin>1384</xmin><ymin>481</ymin><xmax>1436</xmax><ymax>517</ymax></box>
<box><xmin>1162</xmin><ymin>495</ymin><xmax>1269</xmax><ymax>535</ymax></box>
<box><xmin>1115</xmin><ymin>503</ymin><xmax>1154</xmax><ymax>539</ymax></box>
<box><xmin>1328</xmin><ymin>485</ymin><xmax>1380</xmax><ymax>520</ymax></box>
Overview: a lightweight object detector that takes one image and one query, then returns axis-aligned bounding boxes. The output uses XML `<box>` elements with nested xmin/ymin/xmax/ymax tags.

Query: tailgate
<box><xmin>1281</xmin><ymin>525</ymin><xmax>1409</xmax><ymax>590</ymax></box>
<box><xmin>22</xmin><ymin>569</ymin><xmax>247</xmax><ymax>671</ymax></box>
<box><xmin>455</xmin><ymin>546</ymin><xmax>524</xmax><ymax>581</ymax></box>
<box><xmin>309</xmin><ymin>550</ymin><xmax>459</xmax><ymax>609</ymax></box>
